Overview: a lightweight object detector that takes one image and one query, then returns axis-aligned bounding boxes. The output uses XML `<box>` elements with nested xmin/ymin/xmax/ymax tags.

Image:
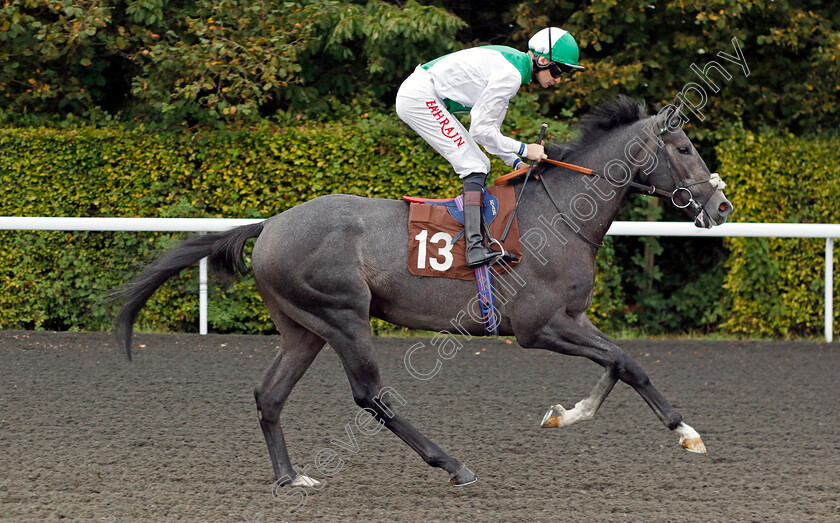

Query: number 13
<box><xmin>414</xmin><ymin>229</ymin><xmax>454</xmax><ymax>271</ymax></box>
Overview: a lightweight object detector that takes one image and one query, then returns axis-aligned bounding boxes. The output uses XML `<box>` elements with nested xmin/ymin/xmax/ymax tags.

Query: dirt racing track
<box><xmin>1</xmin><ymin>331</ymin><xmax>838</xmax><ymax>521</ymax></box>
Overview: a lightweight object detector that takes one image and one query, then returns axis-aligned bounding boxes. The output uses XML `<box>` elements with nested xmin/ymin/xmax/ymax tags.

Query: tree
<box><xmin>0</xmin><ymin>0</ymin><xmax>118</xmax><ymax>121</ymax></box>
<box><xmin>3</xmin><ymin>1</ymin><xmax>838</xmax><ymax>133</ymax></box>
<box><xmin>0</xmin><ymin>0</ymin><xmax>464</xmax><ymax>127</ymax></box>
<box><xmin>506</xmin><ymin>0</ymin><xmax>840</xmax><ymax>137</ymax></box>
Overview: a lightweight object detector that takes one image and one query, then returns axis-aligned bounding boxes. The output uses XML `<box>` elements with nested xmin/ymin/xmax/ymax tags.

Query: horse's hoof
<box><xmin>449</xmin><ymin>465</ymin><xmax>477</xmax><ymax>486</ymax></box>
<box><xmin>540</xmin><ymin>404</ymin><xmax>567</xmax><ymax>428</ymax></box>
<box><xmin>289</xmin><ymin>475</ymin><xmax>322</xmax><ymax>487</ymax></box>
<box><xmin>680</xmin><ymin>436</ymin><xmax>707</xmax><ymax>454</ymax></box>
<box><xmin>676</xmin><ymin>421</ymin><xmax>707</xmax><ymax>454</ymax></box>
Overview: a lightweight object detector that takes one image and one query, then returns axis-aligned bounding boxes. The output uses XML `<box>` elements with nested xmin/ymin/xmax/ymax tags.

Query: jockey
<box><xmin>396</xmin><ymin>27</ymin><xmax>583</xmax><ymax>268</ymax></box>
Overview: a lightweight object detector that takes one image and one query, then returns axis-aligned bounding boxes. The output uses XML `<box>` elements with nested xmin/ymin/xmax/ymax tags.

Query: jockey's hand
<box><xmin>525</xmin><ymin>143</ymin><xmax>547</xmax><ymax>161</ymax></box>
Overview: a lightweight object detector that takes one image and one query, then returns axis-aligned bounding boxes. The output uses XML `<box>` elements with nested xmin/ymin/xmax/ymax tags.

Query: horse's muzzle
<box><xmin>695</xmin><ymin>193</ymin><xmax>733</xmax><ymax>228</ymax></box>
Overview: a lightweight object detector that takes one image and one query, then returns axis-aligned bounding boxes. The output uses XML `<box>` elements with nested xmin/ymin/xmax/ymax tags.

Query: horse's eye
<box><xmin>677</xmin><ymin>146</ymin><xmax>690</xmax><ymax>155</ymax></box>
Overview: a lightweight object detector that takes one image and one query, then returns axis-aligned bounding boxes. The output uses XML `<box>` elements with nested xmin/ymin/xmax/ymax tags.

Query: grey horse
<box><xmin>116</xmin><ymin>96</ymin><xmax>733</xmax><ymax>488</ymax></box>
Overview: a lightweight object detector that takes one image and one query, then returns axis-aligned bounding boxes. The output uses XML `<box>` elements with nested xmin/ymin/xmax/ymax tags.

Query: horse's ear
<box><xmin>672</xmin><ymin>97</ymin><xmax>685</xmax><ymax>116</ymax></box>
<box><xmin>654</xmin><ymin>99</ymin><xmax>685</xmax><ymax>134</ymax></box>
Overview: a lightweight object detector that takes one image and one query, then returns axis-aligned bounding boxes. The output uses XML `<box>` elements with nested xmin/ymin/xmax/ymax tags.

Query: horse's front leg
<box><xmin>515</xmin><ymin>312</ymin><xmax>707</xmax><ymax>454</ymax></box>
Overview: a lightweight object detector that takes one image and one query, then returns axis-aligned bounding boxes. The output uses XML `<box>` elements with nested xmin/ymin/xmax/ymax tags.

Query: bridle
<box><xmin>496</xmin><ymin>123</ymin><xmax>724</xmax><ymax>248</ymax></box>
<box><xmin>649</xmin><ymin>125</ymin><xmax>719</xmax><ymax>218</ymax></box>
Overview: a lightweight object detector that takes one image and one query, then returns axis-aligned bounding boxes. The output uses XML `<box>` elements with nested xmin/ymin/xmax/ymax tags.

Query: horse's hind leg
<box><xmin>254</xmin><ymin>312</ymin><xmax>326</xmax><ymax>486</ymax></box>
<box><xmin>325</xmin><ymin>320</ymin><xmax>477</xmax><ymax>485</ymax></box>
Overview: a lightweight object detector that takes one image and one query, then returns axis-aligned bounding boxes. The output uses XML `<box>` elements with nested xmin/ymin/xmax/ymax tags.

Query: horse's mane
<box><xmin>543</xmin><ymin>95</ymin><xmax>647</xmax><ymax>162</ymax></box>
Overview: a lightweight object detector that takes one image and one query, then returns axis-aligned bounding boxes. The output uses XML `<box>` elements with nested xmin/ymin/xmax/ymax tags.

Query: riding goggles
<box><xmin>538</xmin><ymin>61</ymin><xmax>579</xmax><ymax>79</ymax></box>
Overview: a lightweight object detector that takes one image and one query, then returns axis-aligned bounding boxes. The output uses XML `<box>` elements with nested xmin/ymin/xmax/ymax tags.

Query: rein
<box><xmin>494</xmin><ymin>130</ymin><xmax>723</xmax><ymax>248</ymax></box>
<box><xmin>494</xmin><ymin>158</ymin><xmax>673</xmax><ymax>200</ymax></box>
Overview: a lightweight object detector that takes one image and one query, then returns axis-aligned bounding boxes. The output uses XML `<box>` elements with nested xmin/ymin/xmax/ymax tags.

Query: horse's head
<box><xmin>643</xmin><ymin>102</ymin><xmax>733</xmax><ymax>228</ymax></box>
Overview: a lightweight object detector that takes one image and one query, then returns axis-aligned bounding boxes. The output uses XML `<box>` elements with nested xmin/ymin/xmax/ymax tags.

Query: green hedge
<box><xmin>0</xmin><ymin>115</ymin><xmax>452</xmax><ymax>332</ymax></box>
<box><xmin>7</xmin><ymin>117</ymin><xmax>835</xmax><ymax>338</ymax></box>
<box><xmin>717</xmin><ymin>128</ymin><xmax>840</xmax><ymax>337</ymax></box>
<box><xmin>0</xmin><ymin>112</ymin><xmax>588</xmax><ymax>334</ymax></box>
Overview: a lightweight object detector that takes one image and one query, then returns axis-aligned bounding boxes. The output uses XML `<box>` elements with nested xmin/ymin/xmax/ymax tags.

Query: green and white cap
<box><xmin>528</xmin><ymin>27</ymin><xmax>584</xmax><ymax>69</ymax></box>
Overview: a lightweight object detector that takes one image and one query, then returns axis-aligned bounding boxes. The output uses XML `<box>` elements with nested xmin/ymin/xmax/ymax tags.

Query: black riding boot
<box><xmin>463</xmin><ymin>189</ymin><xmax>501</xmax><ymax>268</ymax></box>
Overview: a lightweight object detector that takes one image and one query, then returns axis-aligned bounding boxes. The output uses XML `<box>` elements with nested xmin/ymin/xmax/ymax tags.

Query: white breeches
<box><xmin>395</xmin><ymin>66</ymin><xmax>491</xmax><ymax>178</ymax></box>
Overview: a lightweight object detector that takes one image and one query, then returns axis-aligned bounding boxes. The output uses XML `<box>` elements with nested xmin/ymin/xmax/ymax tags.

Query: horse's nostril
<box><xmin>719</xmin><ymin>202</ymin><xmax>731</xmax><ymax>214</ymax></box>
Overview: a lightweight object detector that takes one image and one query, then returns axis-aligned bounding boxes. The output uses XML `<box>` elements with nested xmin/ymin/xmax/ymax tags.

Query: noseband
<box><xmin>651</xmin><ymin>126</ymin><xmax>720</xmax><ymax>219</ymax></box>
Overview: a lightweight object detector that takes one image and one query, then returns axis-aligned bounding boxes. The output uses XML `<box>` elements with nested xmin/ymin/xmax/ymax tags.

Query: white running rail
<box><xmin>1</xmin><ymin>217</ymin><xmax>836</xmax><ymax>341</ymax></box>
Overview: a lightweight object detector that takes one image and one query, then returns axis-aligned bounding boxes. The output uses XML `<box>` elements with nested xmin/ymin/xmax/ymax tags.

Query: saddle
<box><xmin>404</xmin><ymin>184</ymin><xmax>523</xmax><ymax>281</ymax></box>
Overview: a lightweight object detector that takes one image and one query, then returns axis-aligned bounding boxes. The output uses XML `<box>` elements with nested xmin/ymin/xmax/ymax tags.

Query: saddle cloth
<box><xmin>405</xmin><ymin>184</ymin><xmax>522</xmax><ymax>280</ymax></box>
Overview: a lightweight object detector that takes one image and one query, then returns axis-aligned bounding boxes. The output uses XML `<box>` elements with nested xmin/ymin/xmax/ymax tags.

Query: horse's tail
<box><xmin>115</xmin><ymin>221</ymin><xmax>266</xmax><ymax>360</ymax></box>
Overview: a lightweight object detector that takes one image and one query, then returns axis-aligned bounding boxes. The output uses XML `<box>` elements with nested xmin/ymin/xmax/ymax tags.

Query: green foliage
<box><xmin>0</xmin><ymin>112</ymin><xmax>486</xmax><ymax>332</ymax></box>
<box><xmin>0</xmin><ymin>99</ymin><xmax>567</xmax><ymax>332</ymax></box>
<box><xmin>0</xmin><ymin>0</ymin><xmax>464</xmax><ymax>127</ymax></box>
<box><xmin>507</xmin><ymin>0</ymin><xmax>840</xmax><ymax>137</ymax></box>
<box><xmin>130</xmin><ymin>0</ymin><xmax>311</xmax><ymax>126</ymax></box>
<box><xmin>4</xmin><ymin>119</ymin><xmax>836</xmax><ymax>338</ymax></box>
<box><xmin>0</xmin><ymin>0</ymin><xmax>116</xmax><ymax>122</ymax></box>
<box><xmin>717</xmin><ymin>127</ymin><xmax>840</xmax><ymax>337</ymax></box>
<box><xmin>586</xmin><ymin>236</ymin><xmax>628</xmax><ymax>332</ymax></box>
<box><xmin>605</xmin><ymin>195</ymin><xmax>732</xmax><ymax>335</ymax></box>
<box><xmin>4</xmin><ymin>1</ymin><xmax>837</xmax><ymax>135</ymax></box>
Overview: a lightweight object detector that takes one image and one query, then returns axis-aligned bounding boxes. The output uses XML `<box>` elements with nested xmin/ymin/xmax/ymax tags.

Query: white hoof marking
<box><xmin>675</xmin><ymin>421</ymin><xmax>707</xmax><ymax>453</ymax></box>
<box><xmin>540</xmin><ymin>403</ymin><xmax>588</xmax><ymax>428</ymax></box>
<box><xmin>540</xmin><ymin>404</ymin><xmax>565</xmax><ymax>428</ymax></box>
<box><xmin>289</xmin><ymin>475</ymin><xmax>322</xmax><ymax>487</ymax></box>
